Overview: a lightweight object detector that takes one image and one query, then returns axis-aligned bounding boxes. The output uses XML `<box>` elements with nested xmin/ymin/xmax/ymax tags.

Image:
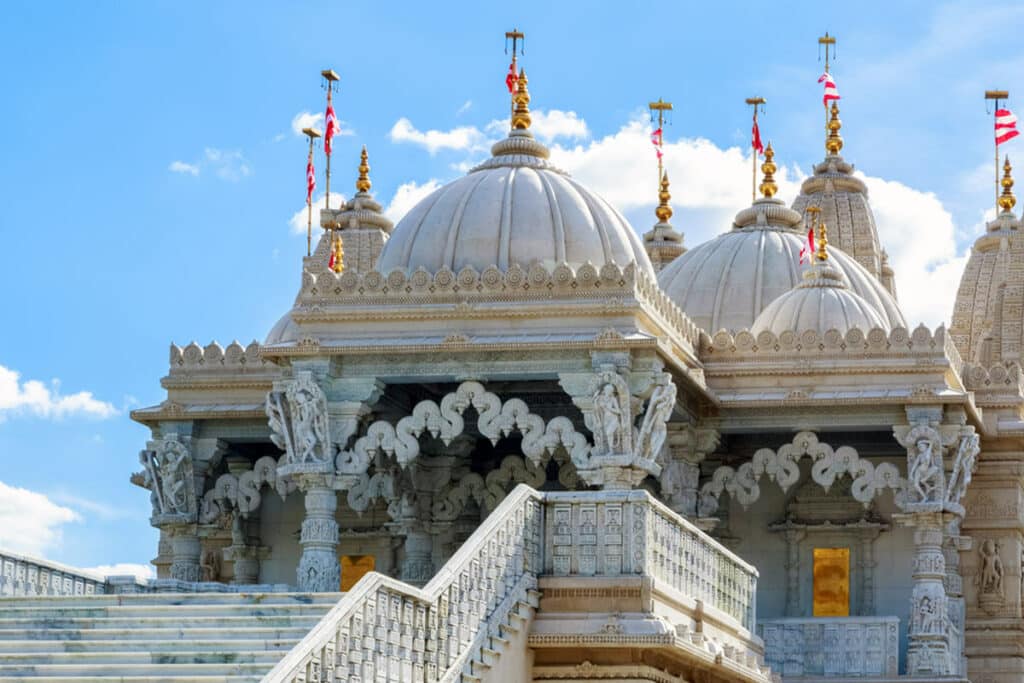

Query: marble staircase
<box><xmin>0</xmin><ymin>591</ymin><xmax>341</xmax><ymax>682</ymax></box>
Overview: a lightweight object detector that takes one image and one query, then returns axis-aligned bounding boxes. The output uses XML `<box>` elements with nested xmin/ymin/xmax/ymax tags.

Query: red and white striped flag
<box><xmin>799</xmin><ymin>226</ymin><xmax>816</xmax><ymax>264</ymax></box>
<box><xmin>651</xmin><ymin>127</ymin><xmax>664</xmax><ymax>159</ymax></box>
<box><xmin>818</xmin><ymin>72</ymin><xmax>840</xmax><ymax>107</ymax></box>
<box><xmin>305</xmin><ymin>152</ymin><xmax>316</xmax><ymax>205</ymax></box>
<box><xmin>506</xmin><ymin>62</ymin><xmax>518</xmax><ymax>93</ymax></box>
<box><xmin>996</xmin><ymin>108</ymin><xmax>1020</xmax><ymax>145</ymax></box>
<box><xmin>324</xmin><ymin>103</ymin><xmax>338</xmax><ymax>155</ymax></box>
<box><xmin>752</xmin><ymin>116</ymin><xmax>764</xmax><ymax>156</ymax></box>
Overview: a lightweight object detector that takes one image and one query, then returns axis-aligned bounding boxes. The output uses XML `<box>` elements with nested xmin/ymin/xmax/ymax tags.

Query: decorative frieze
<box><xmin>758</xmin><ymin>616</ymin><xmax>899</xmax><ymax>677</ymax></box>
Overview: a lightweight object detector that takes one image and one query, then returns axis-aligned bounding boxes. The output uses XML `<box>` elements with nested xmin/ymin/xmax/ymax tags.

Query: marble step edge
<box><xmin>0</xmin><ymin>592</ymin><xmax>343</xmax><ymax>607</ymax></box>
<box><xmin>0</xmin><ymin>639</ymin><xmax>297</xmax><ymax>653</ymax></box>
<box><xmin>0</xmin><ymin>627</ymin><xmax>311</xmax><ymax>641</ymax></box>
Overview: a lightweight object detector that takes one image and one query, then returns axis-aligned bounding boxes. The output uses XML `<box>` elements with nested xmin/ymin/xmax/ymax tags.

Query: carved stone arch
<box><xmin>198</xmin><ymin>455</ymin><xmax>295</xmax><ymax>523</ymax></box>
<box><xmin>697</xmin><ymin>431</ymin><xmax>903</xmax><ymax>517</ymax></box>
<box><xmin>335</xmin><ymin>381</ymin><xmax>591</xmax><ymax>475</ymax></box>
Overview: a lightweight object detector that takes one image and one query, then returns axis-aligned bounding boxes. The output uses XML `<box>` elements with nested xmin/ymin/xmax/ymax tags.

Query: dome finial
<box><xmin>355</xmin><ymin>145</ymin><xmax>371</xmax><ymax>194</ymax></box>
<box><xmin>329</xmin><ymin>233</ymin><xmax>344</xmax><ymax>274</ymax></box>
<box><xmin>655</xmin><ymin>171</ymin><xmax>673</xmax><ymax>223</ymax></box>
<box><xmin>999</xmin><ymin>155</ymin><xmax>1016</xmax><ymax>212</ymax></box>
<box><xmin>759</xmin><ymin>142</ymin><xmax>778</xmax><ymax>198</ymax></box>
<box><xmin>825</xmin><ymin>101</ymin><xmax>844</xmax><ymax>155</ymax></box>
<box><xmin>817</xmin><ymin>220</ymin><xmax>829</xmax><ymax>262</ymax></box>
<box><xmin>511</xmin><ymin>69</ymin><xmax>531</xmax><ymax>131</ymax></box>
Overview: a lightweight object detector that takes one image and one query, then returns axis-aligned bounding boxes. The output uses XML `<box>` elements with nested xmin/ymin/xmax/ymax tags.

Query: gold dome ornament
<box><xmin>998</xmin><ymin>155</ymin><xmax>1016</xmax><ymax>212</ymax></box>
<box><xmin>759</xmin><ymin>143</ymin><xmax>778</xmax><ymax>198</ymax></box>
<box><xmin>655</xmin><ymin>171</ymin><xmax>673</xmax><ymax>223</ymax></box>
<box><xmin>356</xmin><ymin>146</ymin><xmax>371</xmax><ymax>194</ymax></box>
<box><xmin>826</xmin><ymin>101</ymin><xmax>844</xmax><ymax>155</ymax></box>
<box><xmin>330</xmin><ymin>232</ymin><xmax>345</xmax><ymax>274</ymax></box>
<box><xmin>511</xmin><ymin>69</ymin><xmax>531</xmax><ymax>130</ymax></box>
<box><xmin>817</xmin><ymin>219</ymin><xmax>829</xmax><ymax>262</ymax></box>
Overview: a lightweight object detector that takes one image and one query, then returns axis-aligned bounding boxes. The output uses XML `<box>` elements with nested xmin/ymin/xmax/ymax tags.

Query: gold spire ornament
<box><xmin>999</xmin><ymin>155</ymin><xmax>1016</xmax><ymax>211</ymax></box>
<box><xmin>330</xmin><ymin>232</ymin><xmax>345</xmax><ymax>274</ymax></box>
<box><xmin>759</xmin><ymin>142</ymin><xmax>778</xmax><ymax>198</ymax></box>
<box><xmin>987</xmin><ymin>89</ymin><xmax>1012</xmax><ymax>211</ymax></box>
<box><xmin>825</xmin><ymin>101</ymin><xmax>844</xmax><ymax>155</ymax></box>
<box><xmin>356</xmin><ymin>146</ymin><xmax>371</xmax><ymax>194</ymax></box>
<box><xmin>511</xmin><ymin>69</ymin><xmax>531</xmax><ymax>130</ymax></box>
<box><xmin>817</xmin><ymin>219</ymin><xmax>829</xmax><ymax>262</ymax></box>
<box><xmin>655</xmin><ymin>171</ymin><xmax>673</xmax><ymax>223</ymax></box>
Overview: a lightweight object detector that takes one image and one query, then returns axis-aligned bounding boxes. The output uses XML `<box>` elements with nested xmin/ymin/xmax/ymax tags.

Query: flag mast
<box><xmin>321</xmin><ymin>69</ymin><xmax>340</xmax><ymax>210</ymax></box>
<box><xmin>746</xmin><ymin>97</ymin><xmax>766</xmax><ymax>201</ymax></box>
<box><xmin>987</xmin><ymin>89</ymin><xmax>1010</xmax><ymax>212</ymax></box>
<box><xmin>302</xmin><ymin>127</ymin><xmax>321</xmax><ymax>257</ymax></box>
<box><xmin>649</xmin><ymin>98</ymin><xmax>673</xmax><ymax>195</ymax></box>
<box><xmin>505</xmin><ymin>28</ymin><xmax>524</xmax><ymax>117</ymax></box>
<box><xmin>819</xmin><ymin>32</ymin><xmax>836</xmax><ymax>128</ymax></box>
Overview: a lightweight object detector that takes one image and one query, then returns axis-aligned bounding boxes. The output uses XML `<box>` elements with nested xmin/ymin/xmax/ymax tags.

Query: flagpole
<box><xmin>321</xmin><ymin>69</ymin><xmax>340</xmax><ymax>211</ymax></box>
<box><xmin>506</xmin><ymin>29</ymin><xmax>524</xmax><ymax>119</ymax></box>
<box><xmin>819</xmin><ymin>33</ymin><xmax>836</xmax><ymax>130</ymax></box>
<box><xmin>746</xmin><ymin>97</ymin><xmax>766</xmax><ymax>201</ymax></box>
<box><xmin>649</xmin><ymin>98</ymin><xmax>673</xmax><ymax>197</ymax></box>
<box><xmin>302</xmin><ymin>127</ymin><xmax>321</xmax><ymax>257</ymax></box>
<box><xmin>987</xmin><ymin>90</ymin><xmax>1009</xmax><ymax>212</ymax></box>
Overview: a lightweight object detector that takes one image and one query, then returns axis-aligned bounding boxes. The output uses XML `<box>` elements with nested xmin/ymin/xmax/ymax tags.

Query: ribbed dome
<box><xmin>751</xmin><ymin>263</ymin><xmax>889</xmax><ymax>335</ymax></box>
<box><xmin>657</xmin><ymin>197</ymin><xmax>905</xmax><ymax>334</ymax></box>
<box><xmin>376</xmin><ymin>130</ymin><xmax>655</xmax><ymax>278</ymax></box>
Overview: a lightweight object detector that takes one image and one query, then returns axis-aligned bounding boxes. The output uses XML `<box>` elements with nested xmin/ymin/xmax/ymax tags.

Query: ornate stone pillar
<box><xmin>661</xmin><ymin>425</ymin><xmax>719</xmax><ymax>519</ymax></box>
<box><xmin>167</xmin><ymin>524</ymin><xmax>202</xmax><ymax>582</ymax></box>
<box><xmin>294</xmin><ymin>477</ymin><xmax>340</xmax><ymax>592</ymax></box>
<box><xmin>858</xmin><ymin>527</ymin><xmax>882</xmax><ymax>616</ymax></box>
<box><xmin>781</xmin><ymin>526</ymin><xmax>806</xmax><ymax>617</ymax></box>
<box><xmin>943</xmin><ymin>518</ymin><xmax>970</xmax><ymax>677</ymax></box>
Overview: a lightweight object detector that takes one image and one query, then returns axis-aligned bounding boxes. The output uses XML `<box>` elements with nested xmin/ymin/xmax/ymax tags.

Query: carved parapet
<box><xmin>758</xmin><ymin>616</ymin><xmax>900</xmax><ymax>678</ymax></box>
<box><xmin>169</xmin><ymin>340</ymin><xmax>270</xmax><ymax>375</ymax></box>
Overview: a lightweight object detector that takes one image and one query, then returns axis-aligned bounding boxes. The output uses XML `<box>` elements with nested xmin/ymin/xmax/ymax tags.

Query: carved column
<box><xmin>662</xmin><ymin>425</ymin><xmax>719</xmax><ymax>519</ymax></box>
<box><xmin>943</xmin><ymin>517</ymin><xmax>969</xmax><ymax>677</ymax></box>
<box><xmin>858</xmin><ymin>527</ymin><xmax>881</xmax><ymax>616</ymax></box>
<box><xmin>781</xmin><ymin>526</ymin><xmax>806</xmax><ymax>617</ymax></box>
<box><xmin>167</xmin><ymin>524</ymin><xmax>202</xmax><ymax>582</ymax></box>
<box><xmin>295</xmin><ymin>475</ymin><xmax>340</xmax><ymax>592</ymax></box>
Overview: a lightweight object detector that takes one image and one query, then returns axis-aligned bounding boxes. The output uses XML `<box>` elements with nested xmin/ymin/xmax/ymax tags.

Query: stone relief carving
<box><xmin>591</xmin><ymin>371</ymin><xmax>632</xmax><ymax>456</ymax></box>
<box><xmin>906</xmin><ymin>427</ymin><xmax>943</xmax><ymax>504</ymax></box>
<box><xmin>978</xmin><ymin>539</ymin><xmax>1005</xmax><ymax>601</ymax></box>
<box><xmin>136</xmin><ymin>435</ymin><xmax>196</xmax><ymax>520</ymax></box>
<box><xmin>636</xmin><ymin>375</ymin><xmax>677</xmax><ymax>465</ymax></box>
<box><xmin>944</xmin><ymin>432</ymin><xmax>980</xmax><ymax>508</ymax></box>
<box><xmin>266</xmin><ymin>371</ymin><xmax>332</xmax><ymax>467</ymax></box>
<box><xmin>198</xmin><ymin>455</ymin><xmax>294</xmax><ymax>524</ymax></box>
<box><xmin>698</xmin><ymin>431</ymin><xmax>902</xmax><ymax>517</ymax></box>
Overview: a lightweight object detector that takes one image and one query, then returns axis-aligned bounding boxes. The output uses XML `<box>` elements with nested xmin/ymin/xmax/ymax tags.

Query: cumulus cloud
<box><xmin>290</xmin><ymin>111</ymin><xmax>354</xmax><ymax>138</ymax></box>
<box><xmin>456</xmin><ymin>100</ymin><xmax>473</xmax><ymax>116</ymax></box>
<box><xmin>385</xmin><ymin>180</ymin><xmax>443</xmax><ymax>223</ymax></box>
<box><xmin>390</xmin><ymin>118</ymin><xmax>487</xmax><ymax>155</ymax></box>
<box><xmin>288</xmin><ymin>192</ymin><xmax>347</xmax><ymax>234</ymax></box>
<box><xmin>486</xmin><ymin>109</ymin><xmax>590</xmax><ymax>143</ymax></box>
<box><xmin>168</xmin><ymin>161</ymin><xmax>199</xmax><ymax>176</ymax></box>
<box><xmin>0</xmin><ymin>481</ymin><xmax>80</xmax><ymax>556</ymax></box>
<box><xmin>84</xmin><ymin>563</ymin><xmax>155</xmax><ymax>581</ymax></box>
<box><xmin>0</xmin><ymin>365</ymin><xmax>117</xmax><ymax>422</ymax></box>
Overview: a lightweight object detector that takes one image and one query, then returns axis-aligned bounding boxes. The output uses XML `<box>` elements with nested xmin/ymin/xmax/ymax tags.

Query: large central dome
<box><xmin>377</xmin><ymin>74</ymin><xmax>653</xmax><ymax>277</ymax></box>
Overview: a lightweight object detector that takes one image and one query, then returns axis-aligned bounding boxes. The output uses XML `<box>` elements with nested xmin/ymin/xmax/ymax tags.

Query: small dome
<box><xmin>751</xmin><ymin>263</ymin><xmax>889</xmax><ymax>335</ymax></box>
<box><xmin>657</xmin><ymin>197</ymin><xmax>905</xmax><ymax>333</ymax></box>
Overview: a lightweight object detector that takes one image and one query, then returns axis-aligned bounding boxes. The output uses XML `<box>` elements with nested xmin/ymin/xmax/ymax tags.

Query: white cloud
<box><xmin>0</xmin><ymin>481</ymin><xmax>80</xmax><ymax>556</ymax></box>
<box><xmin>84</xmin><ymin>563</ymin><xmax>155</xmax><ymax>581</ymax></box>
<box><xmin>486</xmin><ymin>109</ymin><xmax>590</xmax><ymax>143</ymax></box>
<box><xmin>456</xmin><ymin>100</ymin><xmax>473</xmax><ymax>116</ymax></box>
<box><xmin>168</xmin><ymin>161</ymin><xmax>199</xmax><ymax>176</ymax></box>
<box><xmin>204</xmin><ymin>148</ymin><xmax>251</xmax><ymax>181</ymax></box>
<box><xmin>291</xmin><ymin>111</ymin><xmax>324</xmax><ymax>136</ymax></box>
<box><xmin>289</xmin><ymin>192</ymin><xmax>347</xmax><ymax>235</ymax></box>
<box><xmin>390</xmin><ymin>117</ymin><xmax>487</xmax><ymax>155</ymax></box>
<box><xmin>385</xmin><ymin>180</ymin><xmax>443</xmax><ymax>223</ymax></box>
<box><xmin>49</xmin><ymin>491</ymin><xmax>131</xmax><ymax>521</ymax></box>
<box><xmin>0</xmin><ymin>365</ymin><xmax>117</xmax><ymax>422</ymax></box>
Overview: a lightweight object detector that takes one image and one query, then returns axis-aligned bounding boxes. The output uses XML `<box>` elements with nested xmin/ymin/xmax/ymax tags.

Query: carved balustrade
<box><xmin>0</xmin><ymin>550</ymin><xmax>111</xmax><ymax>597</ymax></box>
<box><xmin>758</xmin><ymin>616</ymin><xmax>900</xmax><ymax>678</ymax></box>
<box><xmin>264</xmin><ymin>485</ymin><xmax>760</xmax><ymax>683</ymax></box>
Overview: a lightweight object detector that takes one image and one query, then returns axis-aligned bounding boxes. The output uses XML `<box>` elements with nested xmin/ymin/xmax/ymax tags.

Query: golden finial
<box><xmin>330</xmin><ymin>233</ymin><xmax>345</xmax><ymax>274</ymax></box>
<box><xmin>759</xmin><ymin>142</ymin><xmax>778</xmax><ymax>198</ymax></box>
<box><xmin>511</xmin><ymin>69</ymin><xmax>531</xmax><ymax>130</ymax></box>
<box><xmin>655</xmin><ymin>171</ymin><xmax>673</xmax><ymax>223</ymax></box>
<box><xmin>999</xmin><ymin>155</ymin><xmax>1016</xmax><ymax>212</ymax></box>
<box><xmin>825</xmin><ymin>101</ymin><xmax>844</xmax><ymax>155</ymax></box>
<box><xmin>356</xmin><ymin>146</ymin><xmax>371</xmax><ymax>194</ymax></box>
<box><xmin>817</xmin><ymin>220</ymin><xmax>829</xmax><ymax>261</ymax></box>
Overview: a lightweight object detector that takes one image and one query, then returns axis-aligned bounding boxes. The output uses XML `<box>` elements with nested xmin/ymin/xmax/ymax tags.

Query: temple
<box><xmin>2</xmin><ymin>36</ymin><xmax>1024</xmax><ymax>683</ymax></box>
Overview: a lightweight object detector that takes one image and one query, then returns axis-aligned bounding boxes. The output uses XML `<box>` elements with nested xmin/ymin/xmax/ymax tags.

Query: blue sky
<box><xmin>1</xmin><ymin>0</ymin><xmax>1023</xmax><ymax>575</ymax></box>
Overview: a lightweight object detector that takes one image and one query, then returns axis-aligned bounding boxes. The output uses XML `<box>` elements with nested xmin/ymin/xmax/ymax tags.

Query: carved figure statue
<box><xmin>138</xmin><ymin>436</ymin><xmax>195</xmax><ymax>517</ymax></box>
<box><xmin>909</xmin><ymin>438</ymin><xmax>942</xmax><ymax>503</ymax></box>
<box><xmin>636</xmin><ymin>376</ymin><xmax>677</xmax><ymax>463</ymax></box>
<box><xmin>200</xmin><ymin>547</ymin><xmax>221</xmax><ymax>582</ymax></box>
<box><xmin>266</xmin><ymin>372</ymin><xmax>332</xmax><ymax>466</ymax></box>
<box><xmin>945</xmin><ymin>433</ymin><xmax>980</xmax><ymax>507</ymax></box>
<box><xmin>979</xmin><ymin>539</ymin><xmax>1004</xmax><ymax>596</ymax></box>
<box><xmin>593</xmin><ymin>383</ymin><xmax>624</xmax><ymax>453</ymax></box>
<box><xmin>916</xmin><ymin>595</ymin><xmax>939</xmax><ymax>634</ymax></box>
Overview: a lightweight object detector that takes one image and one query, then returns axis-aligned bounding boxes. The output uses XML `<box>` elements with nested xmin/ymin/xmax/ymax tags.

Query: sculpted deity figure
<box><xmin>137</xmin><ymin>435</ymin><xmax>195</xmax><ymax>518</ymax></box>
<box><xmin>945</xmin><ymin>433</ymin><xmax>980</xmax><ymax>507</ymax></box>
<box><xmin>909</xmin><ymin>438</ymin><xmax>942</xmax><ymax>503</ymax></box>
<box><xmin>266</xmin><ymin>372</ymin><xmax>332</xmax><ymax>466</ymax></box>
<box><xmin>593</xmin><ymin>383</ymin><xmax>625</xmax><ymax>453</ymax></box>
<box><xmin>979</xmin><ymin>539</ymin><xmax>1004</xmax><ymax>596</ymax></box>
<box><xmin>636</xmin><ymin>376</ymin><xmax>677</xmax><ymax>463</ymax></box>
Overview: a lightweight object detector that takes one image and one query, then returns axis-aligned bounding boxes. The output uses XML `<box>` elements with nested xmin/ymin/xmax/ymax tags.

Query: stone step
<box><xmin>0</xmin><ymin>603</ymin><xmax>335</xmax><ymax>619</ymax></box>
<box><xmin>0</xmin><ymin>626</ymin><xmax>312</xmax><ymax>641</ymax></box>
<box><xmin>0</xmin><ymin>615</ymin><xmax>324</xmax><ymax>630</ymax></box>
<box><xmin>0</xmin><ymin>662</ymin><xmax>271</xmax><ymax>677</ymax></box>
<box><xmin>0</xmin><ymin>650</ymin><xmax>284</xmax><ymax>665</ymax></box>
<box><xmin>1</xmin><ymin>677</ymin><xmax>263</xmax><ymax>683</ymax></box>
<box><xmin>0</xmin><ymin>592</ymin><xmax>342</xmax><ymax>609</ymax></box>
<box><xmin>0</xmin><ymin>639</ymin><xmax>296</xmax><ymax>654</ymax></box>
